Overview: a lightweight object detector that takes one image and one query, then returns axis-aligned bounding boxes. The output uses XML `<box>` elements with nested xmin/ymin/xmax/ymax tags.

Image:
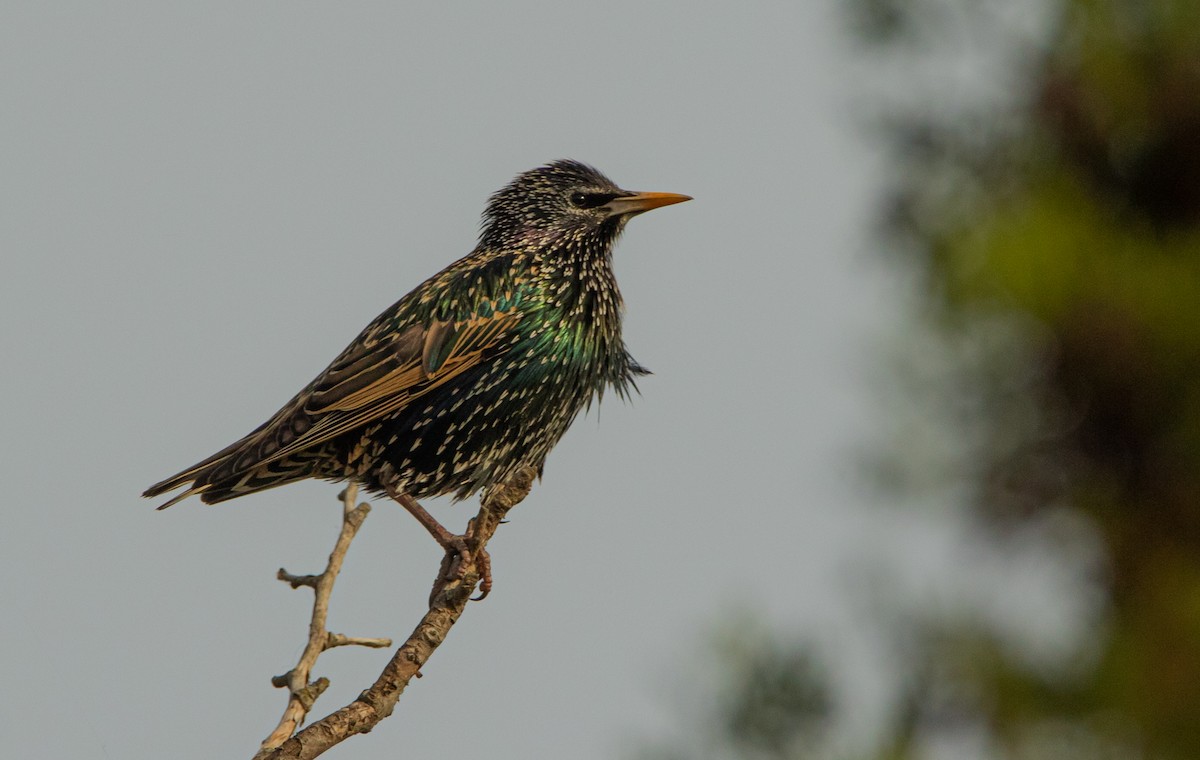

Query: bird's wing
<box><xmin>299</xmin><ymin>310</ymin><xmax>520</xmax><ymax>436</ymax></box>
<box><xmin>146</xmin><ymin>310</ymin><xmax>521</xmax><ymax>503</ymax></box>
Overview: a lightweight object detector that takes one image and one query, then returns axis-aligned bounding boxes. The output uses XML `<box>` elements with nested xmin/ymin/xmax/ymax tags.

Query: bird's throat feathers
<box><xmin>530</xmin><ymin>228</ymin><xmax>626</xmax><ymax>334</ymax></box>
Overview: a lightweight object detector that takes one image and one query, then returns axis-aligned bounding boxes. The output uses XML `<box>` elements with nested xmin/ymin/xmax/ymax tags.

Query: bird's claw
<box><xmin>463</xmin><ymin>516</ymin><xmax>493</xmax><ymax>601</ymax></box>
<box><xmin>428</xmin><ymin>533</ymin><xmax>492</xmax><ymax>605</ymax></box>
<box><xmin>472</xmin><ymin>546</ymin><xmax>493</xmax><ymax>601</ymax></box>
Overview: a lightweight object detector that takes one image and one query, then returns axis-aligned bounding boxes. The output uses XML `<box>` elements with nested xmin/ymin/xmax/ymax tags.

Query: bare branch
<box><xmin>325</xmin><ymin>633</ymin><xmax>392</xmax><ymax>650</ymax></box>
<box><xmin>276</xmin><ymin>570</ymin><xmax>320</xmax><ymax>589</ymax></box>
<box><xmin>260</xmin><ymin>466</ymin><xmax>537</xmax><ymax>760</ymax></box>
<box><xmin>254</xmin><ymin>484</ymin><xmax>381</xmax><ymax>757</ymax></box>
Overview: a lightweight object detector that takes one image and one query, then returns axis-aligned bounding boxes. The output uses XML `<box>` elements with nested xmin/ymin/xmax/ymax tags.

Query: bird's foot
<box><xmin>465</xmin><ymin>516</ymin><xmax>493</xmax><ymax>601</ymax></box>
<box><xmin>386</xmin><ymin>487</ymin><xmax>492</xmax><ymax>605</ymax></box>
<box><xmin>429</xmin><ymin>531</ymin><xmax>491</xmax><ymax>605</ymax></box>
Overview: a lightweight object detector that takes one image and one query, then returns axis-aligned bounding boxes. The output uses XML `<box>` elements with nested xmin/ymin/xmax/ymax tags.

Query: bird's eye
<box><xmin>569</xmin><ymin>191</ymin><xmax>614</xmax><ymax>209</ymax></box>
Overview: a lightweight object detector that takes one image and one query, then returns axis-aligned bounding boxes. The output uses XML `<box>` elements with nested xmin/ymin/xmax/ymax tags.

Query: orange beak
<box><xmin>605</xmin><ymin>191</ymin><xmax>693</xmax><ymax>217</ymax></box>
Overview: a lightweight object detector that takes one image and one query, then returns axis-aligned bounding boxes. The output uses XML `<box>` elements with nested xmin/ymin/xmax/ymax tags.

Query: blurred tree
<box><xmin>860</xmin><ymin>1</ymin><xmax>1200</xmax><ymax>755</ymax></box>
<box><xmin>639</xmin><ymin>1</ymin><xmax>1200</xmax><ymax>758</ymax></box>
<box><xmin>632</xmin><ymin>625</ymin><xmax>834</xmax><ymax>760</ymax></box>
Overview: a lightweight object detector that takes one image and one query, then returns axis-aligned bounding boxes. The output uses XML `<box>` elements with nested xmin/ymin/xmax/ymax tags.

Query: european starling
<box><xmin>144</xmin><ymin>159</ymin><xmax>690</xmax><ymax>589</ymax></box>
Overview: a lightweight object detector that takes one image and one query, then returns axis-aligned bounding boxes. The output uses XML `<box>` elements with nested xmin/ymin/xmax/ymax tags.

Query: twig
<box><xmin>324</xmin><ymin>633</ymin><xmax>392</xmax><ymax>650</ymax></box>
<box><xmin>254</xmin><ymin>485</ymin><xmax>393</xmax><ymax>758</ymax></box>
<box><xmin>260</xmin><ymin>466</ymin><xmax>537</xmax><ymax>760</ymax></box>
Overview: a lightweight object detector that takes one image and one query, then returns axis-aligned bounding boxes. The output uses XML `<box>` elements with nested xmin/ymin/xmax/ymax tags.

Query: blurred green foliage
<box><xmin>632</xmin><ymin>626</ymin><xmax>832</xmax><ymax>760</ymax></box>
<box><xmin>866</xmin><ymin>1</ymin><xmax>1200</xmax><ymax>755</ymax></box>
<box><xmin>641</xmin><ymin>1</ymin><xmax>1200</xmax><ymax>758</ymax></box>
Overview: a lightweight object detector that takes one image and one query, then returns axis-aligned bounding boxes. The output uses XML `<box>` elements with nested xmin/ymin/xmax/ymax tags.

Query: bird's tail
<box><xmin>144</xmin><ymin>442</ymin><xmax>324</xmax><ymax>509</ymax></box>
<box><xmin>142</xmin><ymin>430</ymin><xmax>261</xmax><ymax>508</ymax></box>
<box><xmin>143</xmin><ymin>482</ymin><xmax>213</xmax><ymax>510</ymax></box>
<box><xmin>143</xmin><ymin>455</ymin><xmax>230</xmax><ymax>509</ymax></box>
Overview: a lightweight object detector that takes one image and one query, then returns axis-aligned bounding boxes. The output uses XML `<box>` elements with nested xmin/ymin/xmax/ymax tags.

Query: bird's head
<box><xmin>479</xmin><ymin>159</ymin><xmax>690</xmax><ymax>250</ymax></box>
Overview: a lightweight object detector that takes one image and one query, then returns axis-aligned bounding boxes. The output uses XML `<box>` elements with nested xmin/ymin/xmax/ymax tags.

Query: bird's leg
<box><xmin>384</xmin><ymin>485</ymin><xmax>489</xmax><ymax>602</ymax></box>
<box><xmin>387</xmin><ymin>487</ymin><xmax>471</xmax><ymax>566</ymax></box>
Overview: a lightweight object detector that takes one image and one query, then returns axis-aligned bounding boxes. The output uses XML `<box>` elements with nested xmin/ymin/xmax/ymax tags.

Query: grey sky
<box><xmin>2</xmin><ymin>3</ymin><xmax>921</xmax><ymax>758</ymax></box>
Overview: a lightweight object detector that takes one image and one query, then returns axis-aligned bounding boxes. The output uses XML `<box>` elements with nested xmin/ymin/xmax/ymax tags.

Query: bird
<box><xmin>144</xmin><ymin>159</ymin><xmax>690</xmax><ymax>593</ymax></box>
